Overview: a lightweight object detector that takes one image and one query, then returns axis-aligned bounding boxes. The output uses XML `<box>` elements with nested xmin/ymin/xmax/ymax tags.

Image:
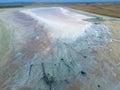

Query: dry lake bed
<box><xmin>0</xmin><ymin>3</ymin><xmax>120</xmax><ymax>90</ymax></box>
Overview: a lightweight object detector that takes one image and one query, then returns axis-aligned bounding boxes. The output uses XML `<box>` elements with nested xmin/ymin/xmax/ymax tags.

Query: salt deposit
<box><xmin>0</xmin><ymin>7</ymin><xmax>116</xmax><ymax>90</ymax></box>
<box><xmin>21</xmin><ymin>7</ymin><xmax>92</xmax><ymax>42</ymax></box>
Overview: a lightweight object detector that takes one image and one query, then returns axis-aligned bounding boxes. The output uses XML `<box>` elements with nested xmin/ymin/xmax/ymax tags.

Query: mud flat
<box><xmin>0</xmin><ymin>7</ymin><xmax>120</xmax><ymax>90</ymax></box>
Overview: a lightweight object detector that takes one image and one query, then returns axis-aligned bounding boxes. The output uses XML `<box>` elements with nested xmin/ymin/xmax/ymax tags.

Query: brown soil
<box><xmin>25</xmin><ymin>3</ymin><xmax>120</xmax><ymax>18</ymax></box>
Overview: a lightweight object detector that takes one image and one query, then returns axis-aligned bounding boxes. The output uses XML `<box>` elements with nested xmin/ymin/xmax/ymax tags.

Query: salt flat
<box><xmin>21</xmin><ymin>7</ymin><xmax>92</xmax><ymax>42</ymax></box>
<box><xmin>0</xmin><ymin>7</ymin><xmax>120</xmax><ymax>90</ymax></box>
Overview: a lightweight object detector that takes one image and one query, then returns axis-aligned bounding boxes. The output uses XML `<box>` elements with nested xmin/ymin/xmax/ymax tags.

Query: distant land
<box><xmin>0</xmin><ymin>2</ymin><xmax>120</xmax><ymax>8</ymax></box>
<box><xmin>0</xmin><ymin>2</ymin><xmax>36</xmax><ymax>8</ymax></box>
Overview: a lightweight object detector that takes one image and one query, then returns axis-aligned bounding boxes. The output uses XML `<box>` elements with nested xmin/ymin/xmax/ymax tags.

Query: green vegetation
<box><xmin>0</xmin><ymin>2</ymin><xmax>35</xmax><ymax>8</ymax></box>
<box><xmin>0</xmin><ymin>5</ymin><xmax>24</xmax><ymax>8</ymax></box>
